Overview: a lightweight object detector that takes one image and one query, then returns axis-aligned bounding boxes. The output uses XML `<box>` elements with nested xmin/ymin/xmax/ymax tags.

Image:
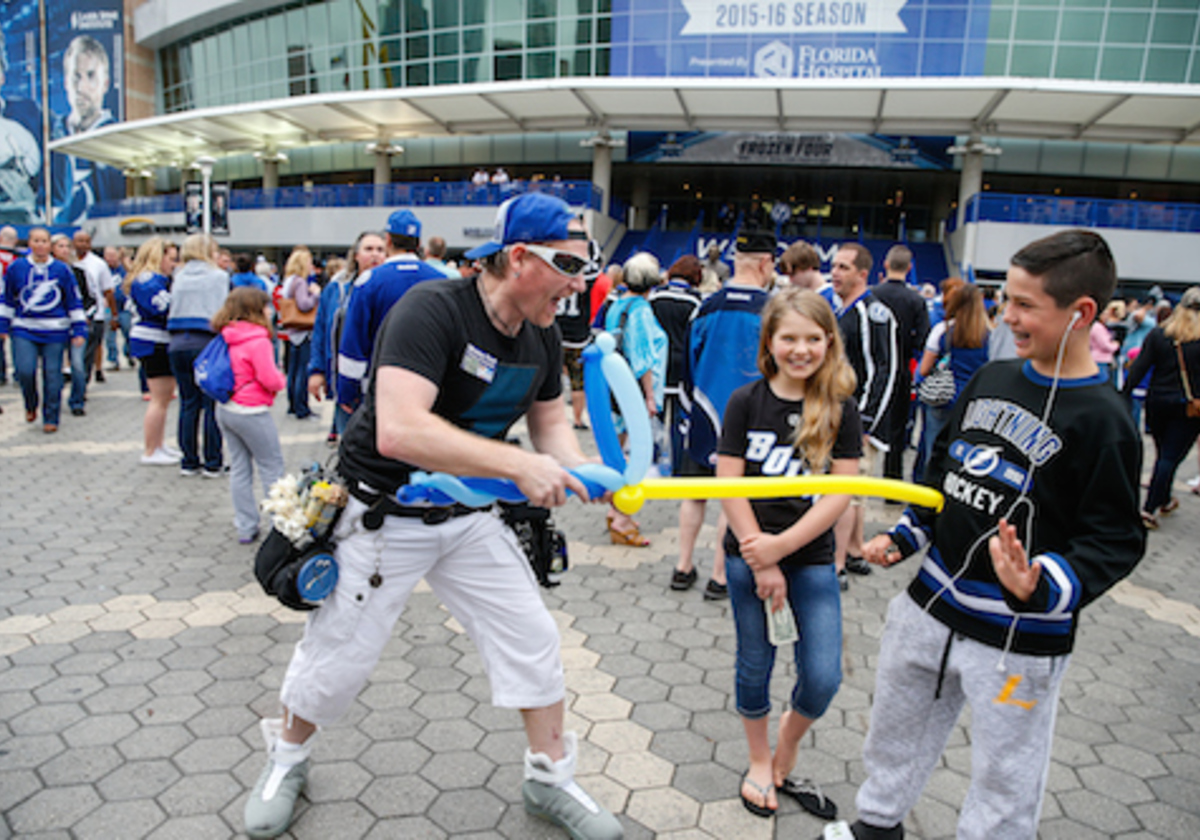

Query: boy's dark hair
<box><xmin>1010</xmin><ymin>229</ymin><xmax>1116</xmax><ymax>312</ymax></box>
<box><xmin>389</xmin><ymin>233</ymin><xmax>419</xmax><ymax>253</ymax></box>
<box><xmin>235</xmin><ymin>252</ymin><xmax>254</xmax><ymax>274</ymax></box>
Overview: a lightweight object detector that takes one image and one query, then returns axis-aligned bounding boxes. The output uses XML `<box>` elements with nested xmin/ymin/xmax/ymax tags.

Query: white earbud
<box><xmin>1068</xmin><ymin>310</ymin><xmax>1082</xmax><ymax>328</ymax></box>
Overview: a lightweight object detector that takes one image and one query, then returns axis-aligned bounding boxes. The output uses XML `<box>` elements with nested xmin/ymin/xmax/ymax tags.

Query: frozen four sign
<box><xmin>679</xmin><ymin>0</ymin><xmax>906</xmax><ymax>35</ymax></box>
<box><xmin>610</xmin><ymin>0</ymin><xmax>990</xmax><ymax>79</ymax></box>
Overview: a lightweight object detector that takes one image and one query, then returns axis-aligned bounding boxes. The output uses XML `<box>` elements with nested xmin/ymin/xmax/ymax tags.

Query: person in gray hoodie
<box><xmin>167</xmin><ymin>233</ymin><xmax>230</xmax><ymax>476</ymax></box>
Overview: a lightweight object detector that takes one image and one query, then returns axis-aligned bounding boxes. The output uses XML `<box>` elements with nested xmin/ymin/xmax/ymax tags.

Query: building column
<box><xmin>262</xmin><ymin>159</ymin><xmax>279</xmax><ymax>191</ymax></box>
<box><xmin>950</xmin><ymin>135</ymin><xmax>1000</xmax><ymax>273</ymax></box>
<box><xmin>591</xmin><ymin>139</ymin><xmax>612</xmax><ymax>216</ymax></box>
<box><xmin>631</xmin><ymin>177</ymin><xmax>650</xmax><ymax>230</ymax></box>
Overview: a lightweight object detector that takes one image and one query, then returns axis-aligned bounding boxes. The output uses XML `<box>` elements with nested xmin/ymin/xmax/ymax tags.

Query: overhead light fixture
<box><xmin>366</xmin><ymin>141</ymin><xmax>404</xmax><ymax>155</ymax></box>
<box><xmin>254</xmin><ymin>150</ymin><xmax>289</xmax><ymax>163</ymax></box>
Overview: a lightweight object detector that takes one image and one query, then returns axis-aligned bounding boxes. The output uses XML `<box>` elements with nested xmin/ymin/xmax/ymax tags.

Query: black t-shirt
<box><xmin>555</xmin><ymin>277</ymin><xmax>595</xmax><ymax>347</ymax></box>
<box><xmin>339</xmin><ymin>277</ymin><xmax>563</xmax><ymax>494</ymax></box>
<box><xmin>718</xmin><ymin>379</ymin><xmax>862</xmax><ymax>566</ymax></box>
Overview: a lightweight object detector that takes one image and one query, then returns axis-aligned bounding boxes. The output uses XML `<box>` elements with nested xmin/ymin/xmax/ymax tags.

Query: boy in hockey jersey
<box><xmin>838</xmin><ymin>229</ymin><xmax>1145</xmax><ymax>840</ymax></box>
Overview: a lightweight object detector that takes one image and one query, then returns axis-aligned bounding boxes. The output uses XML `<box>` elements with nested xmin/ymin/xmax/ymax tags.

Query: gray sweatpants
<box><xmin>215</xmin><ymin>406</ymin><xmax>285</xmax><ymax>539</ymax></box>
<box><xmin>857</xmin><ymin>592</ymin><xmax>1069</xmax><ymax>840</ymax></box>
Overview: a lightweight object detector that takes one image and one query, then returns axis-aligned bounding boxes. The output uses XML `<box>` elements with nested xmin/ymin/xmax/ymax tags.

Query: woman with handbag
<box><xmin>1123</xmin><ymin>286</ymin><xmax>1200</xmax><ymax>529</ymax></box>
<box><xmin>914</xmin><ymin>280</ymin><xmax>990</xmax><ymax>482</ymax></box>
<box><xmin>278</xmin><ymin>246</ymin><xmax>320</xmax><ymax>420</ymax></box>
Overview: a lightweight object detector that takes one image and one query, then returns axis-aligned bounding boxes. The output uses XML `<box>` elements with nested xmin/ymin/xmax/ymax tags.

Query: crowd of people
<box><xmin>0</xmin><ymin>202</ymin><xmax>1193</xmax><ymax>840</ymax></box>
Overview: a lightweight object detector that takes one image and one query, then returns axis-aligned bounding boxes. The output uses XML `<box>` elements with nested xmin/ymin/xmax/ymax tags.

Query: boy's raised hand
<box><xmin>989</xmin><ymin>518</ymin><xmax>1040</xmax><ymax>602</ymax></box>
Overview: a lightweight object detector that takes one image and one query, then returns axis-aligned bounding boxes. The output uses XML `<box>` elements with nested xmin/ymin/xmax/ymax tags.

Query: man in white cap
<box><xmin>245</xmin><ymin>193</ymin><xmax>623</xmax><ymax>840</ymax></box>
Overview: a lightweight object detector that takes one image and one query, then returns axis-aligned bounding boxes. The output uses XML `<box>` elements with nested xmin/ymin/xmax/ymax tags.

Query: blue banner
<box><xmin>47</xmin><ymin>0</ymin><xmax>126</xmax><ymax>224</ymax></box>
<box><xmin>0</xmin><ymin>0</ymin><xmax>45</xmax><ymax>224</ymax></box>
<box><xmin>610</xmin><ymin>0</ymin><xmax>991</xmax><ymax>79</ymax></box>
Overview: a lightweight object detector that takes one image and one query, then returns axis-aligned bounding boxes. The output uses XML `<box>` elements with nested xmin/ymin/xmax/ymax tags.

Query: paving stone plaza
<box><xmin>2</xmin><ymin>369</ymin><xmax>1199</xmax><ymax>839</ymax></box>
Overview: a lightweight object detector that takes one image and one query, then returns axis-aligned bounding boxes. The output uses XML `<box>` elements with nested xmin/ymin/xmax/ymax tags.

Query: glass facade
<box><xmin>159</xmin><ymin>0</ymin><xmax>612</xmax><ymax>112</ymax></box>
<box><xmin>984</xmin><ymin>0</ymin><xmax>1200</xmax><ymax>83</ymax></box>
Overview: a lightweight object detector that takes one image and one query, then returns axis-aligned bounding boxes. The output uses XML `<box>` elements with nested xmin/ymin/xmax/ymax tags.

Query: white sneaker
<box><xmin>162</xmin><ymin>444</ymin><xmax>182</xmax><ymax>458</ymax></box>
<box><xmin>141</xmin><ymin>448</ymin><xmax>180</xmax><ymax>466</ymax></box>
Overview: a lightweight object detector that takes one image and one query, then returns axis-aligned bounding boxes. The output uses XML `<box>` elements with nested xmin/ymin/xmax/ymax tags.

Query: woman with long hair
<box><xmin>126</xmin><ymin>237</ymin><xmax>180</xmax><ymax>464</ymax></box>
<box><xmin>914</xmin><ymin>280</ymin><xmax>990</xmax><ymax>481</ymax></box>
<box><xmin>167</xmin><ymin>233</ymin><xmax>230</xmax><ymax>476</ymax></box>
<box><xmin>1124</xmin><ymin>286</ymin><xmax>1200</xmax><ymax>528</ymax></box>
<box><xmin>280</xmin><ymin>246</ymin><xmax>320</xmax><ymax>419</ymax></box>
<box><xmin>307</xmin><ymin>232</ymin><xmax>387</xmax><ymax>445</ymax></box>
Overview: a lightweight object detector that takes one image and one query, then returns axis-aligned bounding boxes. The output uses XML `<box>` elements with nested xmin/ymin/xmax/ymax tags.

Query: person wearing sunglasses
<box><xmin>244</xmin><ymin>192</ymin><xmax>623</xmax><ymax>840</ymax></box>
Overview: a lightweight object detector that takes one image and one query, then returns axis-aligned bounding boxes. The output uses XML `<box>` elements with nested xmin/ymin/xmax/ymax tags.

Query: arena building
<box><xmin>11</xmin><ymin>0</ymin><xmax>1200</xmax><ymax>283</ymax></box>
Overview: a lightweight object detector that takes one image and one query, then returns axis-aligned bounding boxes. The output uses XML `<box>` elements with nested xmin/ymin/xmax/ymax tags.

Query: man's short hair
<box><xmin>427</xmin><ymin>236</ymin><xmax>447</xmax><ymax>259</ymax></box>
<box><xmin>0</xmin><ymin>225</ymin><xmax>18</xmax><ymax>247</ymax></box>
<box><xmin>838</xmin><ymin>242</ymin><xmax>873</xmax><ymax>274</ymax></box>
<box><xmin>780</xmin><ymin>241</ymin><xmax>820</xmax><ymax>274</ymax></box>
<box><xmin>389</xmin><ymin>232</ymin><xmax>419</xmax><ymax>253</ymax></box>
<box><xmin>1010</xmin><ymin>229</ymin><xmax>1117</xmax><ymax>312</ymax></box>
<box><xmin>64</xmin><ymin>35</ymin><xmax>110</xmax><ymax>76</ymax></box>
<box><xmin>884</xmin><ymin>245</ymin><xmax>912</xmax><ymax>274</ymax></box>
<box><xmin>235</xmin><ymin>252</ymin><xmax>254</xmax><ymax>273</ymax></box>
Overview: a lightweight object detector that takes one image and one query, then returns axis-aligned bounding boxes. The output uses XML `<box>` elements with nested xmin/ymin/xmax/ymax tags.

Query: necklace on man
<box><xmin>477</xmin><ymin>276</ymin><xmax>521</xmax><ymax>337</ymax></box>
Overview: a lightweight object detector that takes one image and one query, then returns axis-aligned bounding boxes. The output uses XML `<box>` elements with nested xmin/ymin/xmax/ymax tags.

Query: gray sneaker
<box><xmin>244</xmin><ymin>719</ymin><xmax>313</xmax><ymax>839</ymax></box>
<box><xmin>523</xmin><ymin>732</ymin><xmax>623</xmax><ymax>840</ymax></box>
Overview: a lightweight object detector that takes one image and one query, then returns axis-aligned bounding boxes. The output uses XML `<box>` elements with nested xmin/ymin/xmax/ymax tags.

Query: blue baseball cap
<box><xmin>386</xmin><ymin>209</ymin><xmax>422</xmax><ymax>238</ymax></box>
<box><xmin>464</xmin><ymin>193</ymin><xmax>574</xmax><ymax>260</ymax></box>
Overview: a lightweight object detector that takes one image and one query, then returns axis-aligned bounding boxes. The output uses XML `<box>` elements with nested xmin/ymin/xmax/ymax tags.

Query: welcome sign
<box><xmin>609</xmin><ymin>0</ymin><xmax>991</xmax><ymax>79</ymax></box>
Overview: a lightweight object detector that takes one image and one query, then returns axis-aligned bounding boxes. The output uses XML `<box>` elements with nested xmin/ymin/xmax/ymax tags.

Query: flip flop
<box><xmin>740</xmin><ymin>772</ymin><xmax>777</xmax><ymax>818</ymax></box>
<box><xmin>1160</xmin><ymin>497</ymin><xmax>1180</xmax><ymax>515</ymax></box>
<box><xmin>779</xmin><ymin>777</ymin><xmax>838</xmax><ymax>820</ymax></box>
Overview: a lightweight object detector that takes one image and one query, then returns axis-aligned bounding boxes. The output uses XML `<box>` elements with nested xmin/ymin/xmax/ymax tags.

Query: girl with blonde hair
<box><xmin>127</xmin><ymin>237</ymin><xmax>180</xmax><ymax>464</ymax></box>
<box><xmin>717</xmin><ymin>287</ymin><xmax>861</xmax><ymax>820</ymax></box>
<box><xmin>279</xmin><ymin>246</ymin><xmax>319</xmax><ymax>419</ymax></box>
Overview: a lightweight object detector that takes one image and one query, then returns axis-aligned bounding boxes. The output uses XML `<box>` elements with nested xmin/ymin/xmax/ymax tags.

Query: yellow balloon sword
<box><xmin>612</xmin><ymin>476</ymin><xmax>945</xmax><ymax>515</ymax></box>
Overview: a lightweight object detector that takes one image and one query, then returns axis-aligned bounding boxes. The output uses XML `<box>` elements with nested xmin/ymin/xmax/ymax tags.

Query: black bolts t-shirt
<box><xmin>718</xmin><ymin>378</ymin><xmax>862</xmax><ymax>566</ymax></box>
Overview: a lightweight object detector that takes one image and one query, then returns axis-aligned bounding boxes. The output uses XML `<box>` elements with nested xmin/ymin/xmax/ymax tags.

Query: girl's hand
<box><xmin>740</xmin><ymin>532</ymin><xmax>786</xmax><ymax>571</ymax></box>
<box><xmin>989</xmin><ymin>518</ymin><xmax>1040</xmax><ymax>602</ymax></box>
<box><xmin>754</xmin><ymin>565</ymin><xmax>787</xmax><ymax>613</ymax></box>
<box><xmin>864</xmin><ymin>534</ymin><xmax>902</xmax><ymax>566</ymax></box>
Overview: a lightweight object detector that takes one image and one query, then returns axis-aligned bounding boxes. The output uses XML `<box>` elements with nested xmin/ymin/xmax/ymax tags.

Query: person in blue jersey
<box><xmin>245</xmin><ymin>193</ymin><xmax>623</xmax><ymax>840</ymax></box>
<box><xmin>837</xmin><ymin>230</ymin><xmax>1145</xmax><ymax>840</ymax></box>
<box><xmin>307</xmin><ymin>232</ymin><xmax>386</xmax><ymax>446</ymax></box>
<box><xmin>103</xmin><ymin>246</ymin><xmax>132</xmax><ymax>371</ymax></box>
<box><xmin>0</xmin><ymin>227</ymin><xmax>87</xmax><ymax>432</ymax></box>
<box><xmin>126</xmin><ymin>237</ymin><xmax>180</xmax><ymax>465</ymax></box>
<box><xmin>649</xmin><ymin>255</ymin><xmax>703</xmax><ymax>472</ymax></box>
<box><xmin>168</xmin><ymin>233</ymin><xmax>230</xmax><ymax>477</ymax></box>
<box><xmin>673</xmin><ymin>229</ymin><xmax>777</xmax><ymax>600</ymax></box>
<box><xmin>231</xmin><ymin>252</ymin><xmax>269</xmax><ymax>292</ymax></box>
<box><xmin>334</xmin><ymin>209</ymin><xmax>446</xmax><ymax>415</ymax></box>
<box><xmin>278</xmin><ymin>247</ymin><xmax>320</xmax><ymax>420</ymax></box>
<box><xmin>829</xmin><ymin>243</ymin><xmax>902</xmax><ymax>590</ymax></box>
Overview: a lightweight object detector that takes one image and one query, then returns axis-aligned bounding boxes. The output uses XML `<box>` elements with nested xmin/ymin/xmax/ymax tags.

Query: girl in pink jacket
<box><xmin>211</xmin><ymin>287</ymin><xmax>289</xmax><ymax>543</ymax></box>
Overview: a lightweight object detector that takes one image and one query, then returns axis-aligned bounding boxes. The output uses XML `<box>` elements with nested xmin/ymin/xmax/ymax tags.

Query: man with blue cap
<box><xmin>245</xmin><ymin>192</ymin><xmax>623</xmax><ymax>840</ymax></box>
<box><xmin>334</xmin><ymin>208</ymin><xmax>447</xmax><ymax>415</ymax></box>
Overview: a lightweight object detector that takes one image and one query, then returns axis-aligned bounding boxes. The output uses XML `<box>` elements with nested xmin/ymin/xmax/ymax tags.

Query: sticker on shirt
<box><xmin>948</xmin><ymin>440</ymin><xmax>1027</xmax><ymax>491</ymax></box>
<box><xmin>461</xmin><ymin>343</ymin><xmax>497</xmax><ymax>383</ymax></box>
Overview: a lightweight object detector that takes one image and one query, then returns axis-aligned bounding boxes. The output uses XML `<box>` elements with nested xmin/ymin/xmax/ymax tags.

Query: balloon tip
<box><xmin>595</xmin><ymin>332</ymin><xmax>616</xmax><ymax>354</ymax></box>
<box><xmin>613</xmin><ymin>485</ymin><xmax>645</xmax><ymax>515</ymax></box>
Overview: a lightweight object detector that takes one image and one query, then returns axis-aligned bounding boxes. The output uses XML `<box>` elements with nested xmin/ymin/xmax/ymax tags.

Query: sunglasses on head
<box><xmin>523</xmin><ymin>244</ymin><xmax>588</xmax><ymax>277</ymax></box>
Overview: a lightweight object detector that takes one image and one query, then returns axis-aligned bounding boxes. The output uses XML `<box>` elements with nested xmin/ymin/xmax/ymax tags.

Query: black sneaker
<box><xmin>703</xmin><ymin>579</ymin><xmax>728</xmax><ymax>601</ymax></box>
<box><xmin>71</xmin><ymin>407</ymin><xmax>86</xmax><ymax>417</ymax></box>
<box><xmin>94</xmin><ymin>371</ymin><xmax>106</xmax><ymax>383</ymax></box>
<box><xmin>838</xmin><ymin>570</ymin><xmax>849</xmax><ymax>591</ymax></box>
<box><xmin>845</xmin><ymin>555</ymin><xmax>872</xmax><ymax>576</ymax></box>
<box><xmin>670</xmin><ymin>568</ymin><xmax>698</xmax><ymax>591</ymax></box>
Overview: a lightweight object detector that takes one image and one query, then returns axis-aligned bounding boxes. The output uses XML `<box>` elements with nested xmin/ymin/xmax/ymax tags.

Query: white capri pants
<box><xmin>280</xmin><ymin>497</ymin><xmax>564</xmax><ymax>726</ymax></box>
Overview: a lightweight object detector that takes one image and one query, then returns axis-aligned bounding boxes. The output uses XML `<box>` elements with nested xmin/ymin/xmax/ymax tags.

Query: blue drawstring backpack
<box><xmin>194</xmin><ymin>335</ymin><xmax>235</xmax><ymax>403</ymax></box>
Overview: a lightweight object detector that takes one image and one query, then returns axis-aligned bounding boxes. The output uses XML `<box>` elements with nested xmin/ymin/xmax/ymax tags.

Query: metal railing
<box><xmin>948</xmin><ymin>192</ymin><xmax>1200</xmax><ymax>234</ymax></box>
<box><xmin>89</xmin><ymin>179</ymin><xmax>606</xmax><ymax>219</ymax></box>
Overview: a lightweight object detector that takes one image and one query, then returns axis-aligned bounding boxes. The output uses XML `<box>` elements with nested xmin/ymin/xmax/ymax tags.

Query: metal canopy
<box><xmin>49</xmin><ymin>76</ymin><xmax>1200</xmax><ymax>170</ymax></box>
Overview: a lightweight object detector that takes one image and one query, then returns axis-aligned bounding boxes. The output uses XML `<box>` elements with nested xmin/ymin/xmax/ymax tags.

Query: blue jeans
<box><xmin>914</xmin><ymin>402</ymin><xmax>954</xmax><ymax>483</ymax></box>
<box><xmin>106</xmin><ymin>311</ymin><xmax>133</xmax><ymax>364</ymax></box>
<box><xmin>12</xmin><ymin>336</ymin><xmax>66</xmax><ymax>426</ymax></box>
<box><xmin>170</xmin><ymin>346</ymin><xmax>223</xmax><ymax>471</ymax></box>
<box><xmin>68</xmin><ymin>340</ymin><xmax>88</xmax><ymax>411</ymax></box>
<box><xmin>726</xmin><ymin>556</ymin><xmax>843</xmax><ymax>720</ymax></box>
<box><xmin>286</xmin><ymin>337</ymin><xmax>312</xmax><ymax>418</ymax></box>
